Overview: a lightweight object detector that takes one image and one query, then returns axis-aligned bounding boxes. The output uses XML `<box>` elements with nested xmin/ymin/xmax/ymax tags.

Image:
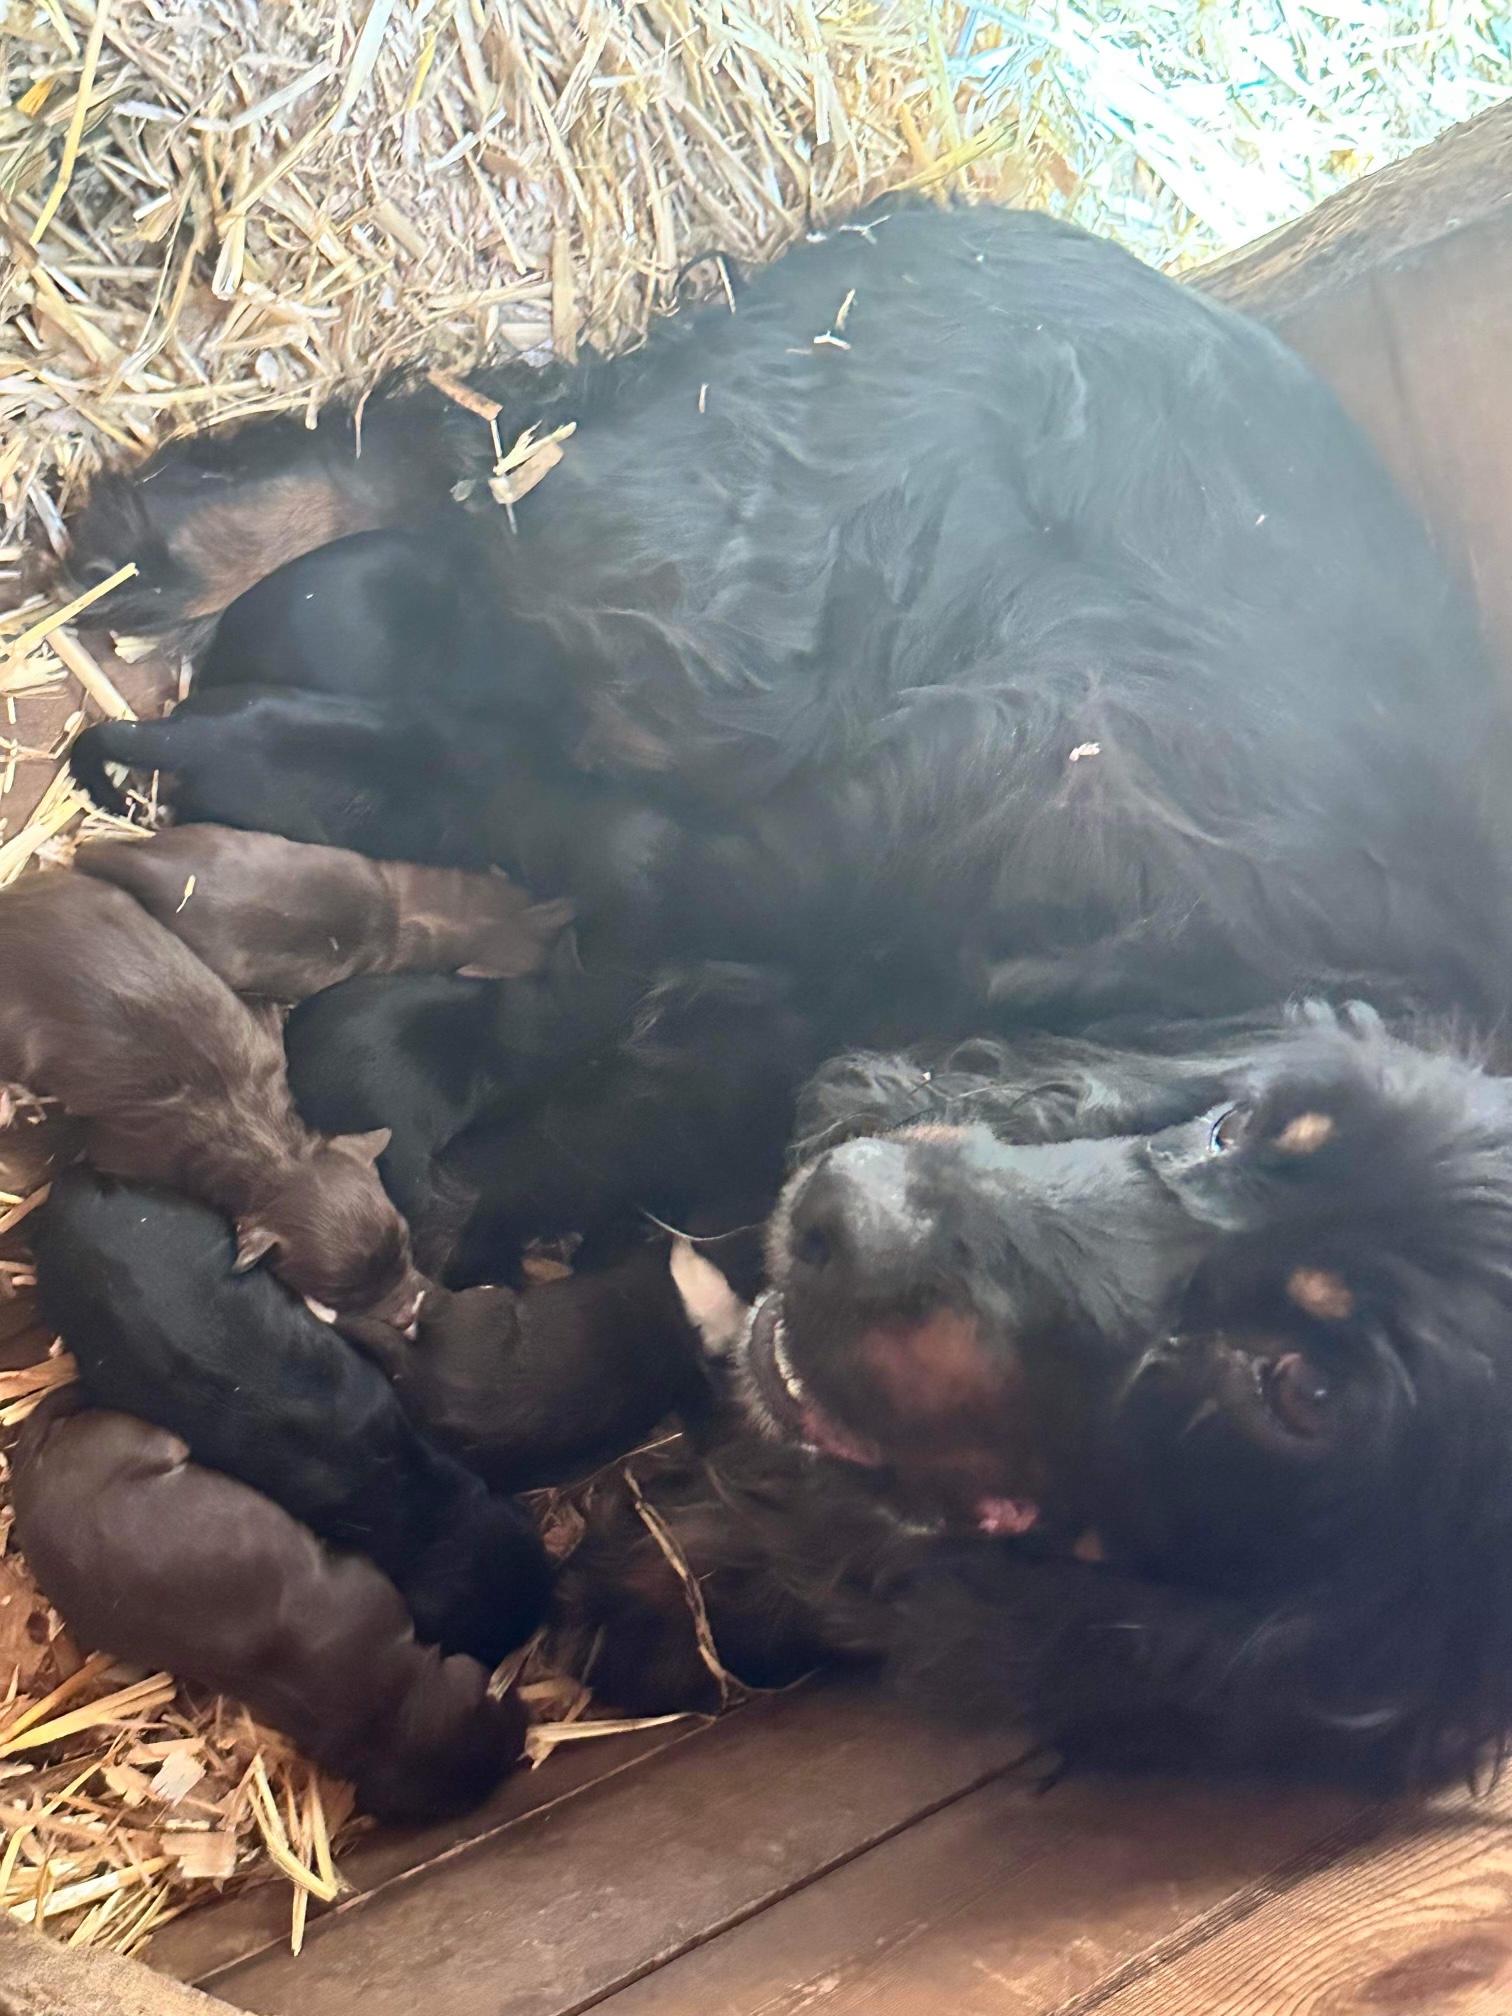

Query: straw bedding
<box><xmin>1</xmin><ymin>0</ymin><xmax>1505</xmax><ymax>1964</ymax></box>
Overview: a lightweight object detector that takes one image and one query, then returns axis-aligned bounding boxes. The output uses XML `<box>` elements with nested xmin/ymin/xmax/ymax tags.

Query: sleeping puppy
<box><xmin>281</xmin><ymin>947</ymin><xmax>652</xmax><ymax>1269</ymax></box>
<box><xmin>11</xmin><ymin>1398</ymin><xmax>527</xmax><ymax>1822</ymax></box>
<box><xmin>33</xmin><ymin>1169</ymin><xmax>552</xmax><ymax>1668</ymax></box>
<box><xmin>76</xmin><ymin>824</ymin><xmax>571</xmax><ymax>1000</ymax></box>
<box><xmin>0</xmin><ymin>871</ymin><xmax>418</xmax><ymax>1323</ymax></box>
<box><xmin>190</xmin><ymin>527</ymin><xmax>550</xmax><ymax>728</ymax></box>
<box><xmin>438</xmin><ymin>962</ymin><xmax>822</xmax><ymax>1283</ymax></box>
<box><xmin>341</xmin><ymin>1241</ymin><xmax>715</xmax><ymax>1493</ymax></box>
<box><xmin>69</xmin><ymin>685</ymin><xmax>497</xmax><ymax>867</ymax></box>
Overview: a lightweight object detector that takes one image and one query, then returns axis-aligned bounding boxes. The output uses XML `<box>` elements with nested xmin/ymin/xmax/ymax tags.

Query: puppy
<box><xmin>194</xmin><ymin>527</ymin><xmax>502</xmax><ymax>706</ymax></box>
<box><xmin>34</xmin><ymin>1169</ymin><xmax>552</xmax><ymax>1668</ymax></box>
<box><xmin>11</xmin><ymin>1398</ymin><xmax>526</xmax><ymax>1821</ymax></box>
<box><xmin>282</xmin><ymin>947</ymin><xmax>650</xmax><ymax>1267</ymax></box>
<box><xmin>341</xmin><ymin>1241</ymin><xmax>714</xmax><ymax>1492</ymax></box>
<box><xmin>69</xmin><ymin>686</ymin><xmax>496</xmax><ymax>866</ymax></box>
<box><xmin>0</xmin><ymin>872</ymin><xmax>417</xmax><ymax>1321</ymax></box>
<box><xmin>438</xmin><ymin>962</ymin><xmax>821</xmax><ymax>1283</ymax></box>
<box><xmin>68</xmin><ymin>687</ymin><xmax>703</xmax><ymax>961</ymax></box>
<box><xmin>76</xmin><ymin>824</ymin><xmax>571</xmax><ymax>999</ymax></box>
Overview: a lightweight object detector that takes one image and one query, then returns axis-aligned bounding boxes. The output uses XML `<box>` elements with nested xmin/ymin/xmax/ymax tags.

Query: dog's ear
<box><xmin>330</xmin><ymin>1128</ymin><xmax>392</xmax><ymax>1164</ymax></box>
<box><xmin>232</xmin><ymin>1221</ymin><xmax>280</xmax><ymax>1273</ymax></box>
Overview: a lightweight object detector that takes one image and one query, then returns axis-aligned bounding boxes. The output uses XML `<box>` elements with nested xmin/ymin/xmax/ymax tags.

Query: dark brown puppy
<box><xmin>11</xmin><ymin>1400</ymin><xmax>526</xmax><ymax>1821</ymax></box>
<box><xmin>342</xmin><ymin>1242</ymin><xmax>715</xmax><ymax>1492</ymax></box>
<box><xmin>0</xmin><ymin>871</ymin><xmax>418</xmax><ymax>1321</ymax></box>
<box><xmin>76</xmin><ymin>824</ymin><xmax>572</xmax><ymax>1000</ymax></box>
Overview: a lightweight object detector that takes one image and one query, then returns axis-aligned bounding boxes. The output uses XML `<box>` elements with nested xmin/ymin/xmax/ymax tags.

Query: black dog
<box><xmin>67</xmin><ymin>201</ymin><xmax>1512</xmax><ymax>1026</ymax></box>
<box><xmin>550</xmin><ymin>1004</ymin><xmax>1512</xmax><ymax>1789</ymax></box>
<box><xmin>34</xmin><ymin>1168</ymin><xmax>552</xmax><ymax>1667</ymax></box>
<box><xmin>62</xmin><ymin>201</ymin><xmax>1512</xmax><ymax>1788</ymax></box>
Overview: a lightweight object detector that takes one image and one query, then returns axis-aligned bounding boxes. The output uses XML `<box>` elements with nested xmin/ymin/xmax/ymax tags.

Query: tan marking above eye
<box><xmin>1288</xmin><ymin>1267</ymin><xmax>1355</xmax><ymax>1321</ymax></box>
<box><xmin>1275</xmin><ymin>1111</ymin><xmax>1335</xmax><ymax>1155</ymax></box>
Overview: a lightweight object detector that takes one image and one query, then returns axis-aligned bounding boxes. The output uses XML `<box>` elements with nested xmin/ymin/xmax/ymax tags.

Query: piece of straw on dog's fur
<box><xmin>621</xmin><ymin>1465</ymin><xmax>748</xmax><ymax>1709</ymax></box>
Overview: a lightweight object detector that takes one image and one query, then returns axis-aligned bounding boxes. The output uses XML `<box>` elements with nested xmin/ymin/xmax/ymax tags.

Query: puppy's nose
<box><xmin>788</xmin><ymin>1139</ymin><xmax>932</xmax><ymax>1298</ymax></box>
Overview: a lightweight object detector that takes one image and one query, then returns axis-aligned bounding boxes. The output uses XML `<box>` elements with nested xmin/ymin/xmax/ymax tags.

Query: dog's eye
<box><xmin>1210</xmin><ymin>1106</ymin><xmax>1248</xmax><ymax>1152</ymax></box>
<box><xmin>1262</xmin><ymin>1351</ymin><xmax>1332</xmax><ymax>1437</ymax></box>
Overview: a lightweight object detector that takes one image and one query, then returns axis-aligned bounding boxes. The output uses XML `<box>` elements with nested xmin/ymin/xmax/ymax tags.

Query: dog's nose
<box><xmin>788</xmin><ymin>1138</ymin><xmax>932</xmax><ymax>1296</ymax></box>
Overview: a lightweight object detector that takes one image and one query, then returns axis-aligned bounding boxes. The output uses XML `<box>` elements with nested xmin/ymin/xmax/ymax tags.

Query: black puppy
<box><xmin>34</xmin><ymin>1168</ymin><xmax>552</xmax><ymax>1667</ymax></box>
<box><xmin>438</xmin><ymin>962</ymin><xmax>822</xmax><ymax>1283</ymax></box>
<box><xmin>282</xmin><ymin>944</ymin><xmax>650</xmax><ymax>1268</ymax></box>
<box><xmin>69</xmin><ymin>684</ymin><xmax>702</xmax><ymax>959</ymax></box>
<box><xmin>69</xmin><ymin>686</ymin><xmax>502</xmax><ymax>866</ymax></box>
<box><xmin>196</xmin><ymin>529</ymin><xmax>484</xmax><ymax>704</ymax></box>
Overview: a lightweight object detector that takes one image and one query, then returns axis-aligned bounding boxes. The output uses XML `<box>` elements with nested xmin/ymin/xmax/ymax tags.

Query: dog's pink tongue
<box><xmin>801</xmin><ymin>1407</ymin><xmax>885</xmax><ymax>1468</ymax></box>
<box><xmin>976</xmin><ymin>1496</ymin><xmax>1041</xmax><ymax>1537</ymax></box>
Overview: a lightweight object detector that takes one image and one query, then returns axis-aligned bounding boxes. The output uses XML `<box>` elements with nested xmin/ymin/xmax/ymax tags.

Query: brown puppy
<box><xmin>76</xmin><ymin>824</ymin><xmax>572</xmax><ymax>1000</ymax></box>
<box><xmin>10</xmin><ymin>1400</ymin><xmax>525</xmax><ymax>1821</ymax></box>
<box><xmin>0</xmin><ymin>872</ymin><xmax>418</xmax><ymax>1320</ymax></box>
<box><xmin>341</xmin><ymin>1241</ymin><xmax>715</xmax><ymax>1493</ymax></box>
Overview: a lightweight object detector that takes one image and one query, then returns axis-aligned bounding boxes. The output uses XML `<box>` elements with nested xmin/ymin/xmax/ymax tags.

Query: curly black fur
<box><xmin>552</xmin><ymin>1005</ymin><xmax>1512</xmax><ymax>1789</ymax></box>
<box><xmin>65</xmin><ymin>200</ymin><xmax>1512</xmax><ymax>1025</ymax></box>
<box><xmin>59</xmin><ymin>200</ymin><xmax>1512</xmax><ymax>1790</ymax></box>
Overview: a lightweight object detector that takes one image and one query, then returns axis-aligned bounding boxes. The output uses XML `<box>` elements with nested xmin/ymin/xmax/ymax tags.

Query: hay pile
<box><xmin>1</xmin><ymin>0</ymin><xmax>1507</xmax><ymax>1967</ymax></box>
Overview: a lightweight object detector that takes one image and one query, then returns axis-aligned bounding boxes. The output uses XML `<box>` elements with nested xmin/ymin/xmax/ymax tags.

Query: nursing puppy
<box><xmin>342</xmin><ymin>1242</ymin><xmax>714</xmax><ymax>1492</ymax></box>
<box><xmin>438</xmin><ymin>962</ymin><xmax>822</xmax><ymax>1283</ymax></box>
<box><xmin>0</xmin><ymin>872</ymin><xmax>417</xmax><ymax>1321</ymax></box>
<box><xmin>69</xmin><ymin>685</ymin><xmax>497</xmax><ymax>866</ymax></box>
<box><xmin>281</xmin><ymin>946</ymin><xmax>652</xmax><ymax>1267</ymax></box>
<box><xmin>33</xmin><ymin>1169</ymin><xmax>552</xmax><ymax>1668</ymax></box>
<box><xmin>12</xmin><ymin>1399</ymin><xmax>527</xmax><ymax>1821</ymax></box>
<box><xmin>76</xmin><ymin>824</ymin><xmax>571</xmax><ymax>1000</ymax></box>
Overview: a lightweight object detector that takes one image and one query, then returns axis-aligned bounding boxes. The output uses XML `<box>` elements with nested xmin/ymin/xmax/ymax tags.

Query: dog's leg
<box><xmin>64</xmin><ymin>401</ymin><xmax>464</xmax><ymax>638</ymax></box>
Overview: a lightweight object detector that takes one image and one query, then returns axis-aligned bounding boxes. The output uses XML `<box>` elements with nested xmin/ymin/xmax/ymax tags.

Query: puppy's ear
<box><xmin>232</xmin><ymin>1221</ymin><xmax>280</xmax><ymax>1274</ymax></box>
<box><xmin>330</xmin><ymin>1128</ymin><xmax>392</xmax><ymax>1165</ymax></box>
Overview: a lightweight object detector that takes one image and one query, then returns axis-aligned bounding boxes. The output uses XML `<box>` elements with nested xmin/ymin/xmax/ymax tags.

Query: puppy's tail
<box><xmin>70</xmin><ymin>718</ymin><xmax>176</xmax><ymax>814</ymax></box>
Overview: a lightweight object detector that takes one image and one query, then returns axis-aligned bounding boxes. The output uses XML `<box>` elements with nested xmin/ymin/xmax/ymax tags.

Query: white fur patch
<box><xmin>670</xmin><ymin>1239</ymin><xmax>750</xmax><ymax>1360</ymax></box>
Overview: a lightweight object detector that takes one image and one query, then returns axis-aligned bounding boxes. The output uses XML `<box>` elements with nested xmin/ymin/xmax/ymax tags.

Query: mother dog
<box><xmin>64</xmin><ymin>201</ymin><xmax>1512</xmax><ymax>1789</ymax></box>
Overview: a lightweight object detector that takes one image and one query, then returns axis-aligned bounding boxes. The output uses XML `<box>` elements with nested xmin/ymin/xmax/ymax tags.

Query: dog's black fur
<box><xmin>61</xmin><ymin>202</ymin><xmax>1512</xmax><ymax>1789</ymax></box>
<box><xmin>548</xmin><ymin>1005</ymin><xmax>1512</xmax><ymax>1789</ymax></box>
<box><xmin>65</xmin><ymin>202</ymin><xmax>1512</xmax><ymax>1026</ymax></box>
<box><xmin>34</xmin><ymin>1168</ymin><xmax>552</xmax><ymax>1667</ymax></box>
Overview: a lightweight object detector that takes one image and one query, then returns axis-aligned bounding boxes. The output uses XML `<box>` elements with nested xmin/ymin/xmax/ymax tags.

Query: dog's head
<box><xmin>239</xmin><ymin>1129</ymin><xmax>423</xmax><ymax>1327</ymax></box>
<box><xmin>736</xmin><ymin>1007</ymin><xmax>1512</xmax><ymax>1784</ymax></box>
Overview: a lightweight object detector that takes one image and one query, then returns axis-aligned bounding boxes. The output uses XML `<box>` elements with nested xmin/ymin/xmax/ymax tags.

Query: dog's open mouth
<box><xmin>738</xmin><ymin>1291</ymin><xmax>1046</xmax><ymax>1540</ymax></box>
<box><xmin>743</xmin><ymin>1291</ymin><xmax>888</xmax><ymax>1467</ymax></box>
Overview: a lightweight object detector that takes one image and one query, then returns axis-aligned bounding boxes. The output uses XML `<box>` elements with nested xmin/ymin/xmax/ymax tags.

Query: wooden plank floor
<box><xmin>144</xmin><ymin>1677</ymin><xmax>1512</xmax><ymax>2016</ymax></box>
